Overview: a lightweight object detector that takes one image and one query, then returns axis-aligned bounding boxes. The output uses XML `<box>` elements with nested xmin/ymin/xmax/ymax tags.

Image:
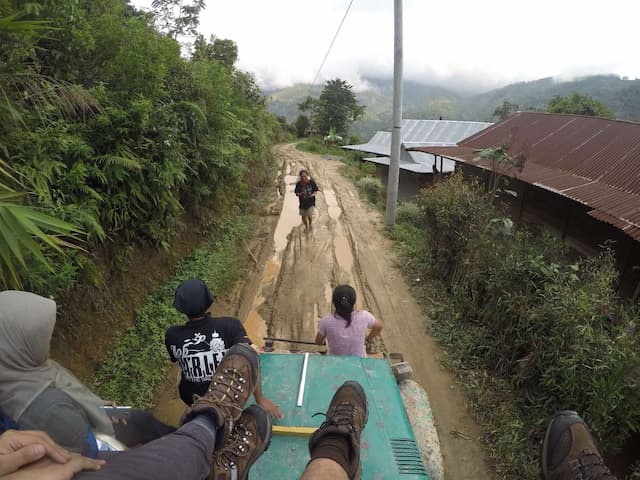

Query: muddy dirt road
<box><xmin>154</xmin><ymin>144</ymin><xmax>493</xmax><ymax>479</ymax></box>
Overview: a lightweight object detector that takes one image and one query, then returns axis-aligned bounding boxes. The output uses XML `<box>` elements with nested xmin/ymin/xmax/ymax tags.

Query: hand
<box><xmin>0</xmin><ymin>430</ymin><xmax>71</xmax><ymax>476</ymax></box>
<box><xmin>256</xmin><ymin>396</ymin><xmax>283</xmax><ymax>420</ymax></box>
<box><xmin>102</xmin><ymin>400</ymin><xmax>117</xmax><ymax>407</ymax></box>
<box><xmin>2</xmin><ymin>453</ymin><xmax>105</xmax><ymax>480</ymax></box>
<box><xmin>109</xmin><ymin>415</ymin><xmax>127</xmax><ymax>426</ymax></box>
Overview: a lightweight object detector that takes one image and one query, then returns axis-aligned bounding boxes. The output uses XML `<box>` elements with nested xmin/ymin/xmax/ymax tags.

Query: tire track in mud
<box><xmin>248</xmin><ymin>144</ymin><xmax>494</xmax><ymax>480</ymax></box>
<box><xmin>154</xmin><ymin>144</ymin><xmax>494</xmax><ymax>479</ymax></box>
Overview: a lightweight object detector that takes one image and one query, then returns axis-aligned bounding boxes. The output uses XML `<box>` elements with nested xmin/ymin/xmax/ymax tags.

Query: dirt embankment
<box><xmin>153</xmin><ymin>144</ymin><xmax>495</xmax><ymax>479</ymax></box>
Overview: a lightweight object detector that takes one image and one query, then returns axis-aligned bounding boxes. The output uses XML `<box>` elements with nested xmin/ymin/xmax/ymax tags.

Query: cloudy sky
<box><xmin>133</xmin><ymin>0</ymin><xmax>640</xmax><ymax>93</ymax></box>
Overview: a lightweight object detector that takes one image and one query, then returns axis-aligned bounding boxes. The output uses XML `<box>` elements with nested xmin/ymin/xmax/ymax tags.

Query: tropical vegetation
<box><xmin>390</xmin><ymin>173</ymin><xmax>640</xmax><ymax>478</ymax></box>
<box><xmin>0</xmin><ymin>0</ymin><xmax>286</xmax><ymax>295</ymax></box>
<box><xmin>546</xmin><ymin>91</ymin><xmax>615</xmax><ymax>118</ymax></box>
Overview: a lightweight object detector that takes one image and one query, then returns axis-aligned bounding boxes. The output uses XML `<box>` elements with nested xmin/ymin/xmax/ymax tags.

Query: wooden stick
<box><xmin>243</xmin><ymin>239</ymin><xmax>258</xmax><ymax>265</ymax></box>
<box><xmin>272</xmin><ymin>426</ymin><xmax>316</xmax><ymax>437</ymax></box>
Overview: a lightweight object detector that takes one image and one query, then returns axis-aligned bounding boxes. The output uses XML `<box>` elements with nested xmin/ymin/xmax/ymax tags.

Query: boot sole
<box><xmin>239</xmin><ymin>404</ymin><xmax>272</xmax><ymax>480</ymax></box>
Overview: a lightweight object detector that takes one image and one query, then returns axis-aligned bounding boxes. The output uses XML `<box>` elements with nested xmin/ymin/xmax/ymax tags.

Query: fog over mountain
<box><xmin>267</xmin><ymin>74</ymin><xmax>640</xmax><ymax>139</ymax></box>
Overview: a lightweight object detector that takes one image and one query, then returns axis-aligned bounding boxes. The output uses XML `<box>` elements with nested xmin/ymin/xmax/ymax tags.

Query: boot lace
<box><xmin>206</xmin><ymin>367</ymin><xmax>248</xmax><ymax>416</ymax></box>
<box><xmin>313</xmin><ymin>402</ymin><xmax>358</xmax><ymax>431</ymax></box>
<box><xmin>571</xmin><ymin>450</ymin><xmax>617</xmax><ymax>480</ymax></box>
<box><xmin>214</xmin><ymin>423</ymin><xmax>253</xmax><ymax>470</ymax></box>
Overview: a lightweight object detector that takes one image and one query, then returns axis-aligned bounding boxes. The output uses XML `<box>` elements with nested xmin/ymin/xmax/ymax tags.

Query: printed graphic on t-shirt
<box><xmin>170</xmin><ymin>331</ymin><xmax>227</xmax><ymax>382</ymax></box>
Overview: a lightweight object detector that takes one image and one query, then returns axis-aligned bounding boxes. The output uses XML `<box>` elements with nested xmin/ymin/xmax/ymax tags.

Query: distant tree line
<box><xmin>492</xmin><ymin>92</ymin><xmax>614</xmax><ymax>121</ymax></box>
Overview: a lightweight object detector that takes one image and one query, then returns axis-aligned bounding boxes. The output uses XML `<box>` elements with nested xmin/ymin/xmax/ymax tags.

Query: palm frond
<box><xmin>12</xmin><ymin>74</ymin><xmax>103</xmax><ymax>121</ymax></box>
<box><xmin>0</xmin><ymin>14</ymin><xmax>49</xmax><ymax>34</ymax></box>
<box><xmin>0</xmin><ymin>200</ymin><xmax>84</xmax><ymax>288</ymax></box>
<box><xmin>96</xmin><ymin>155</ymin><xmax>142</xmax><ymax>171</ymax></box>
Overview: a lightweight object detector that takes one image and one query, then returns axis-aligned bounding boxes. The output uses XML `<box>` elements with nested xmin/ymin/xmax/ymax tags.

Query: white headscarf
<box><xmin>0</xmin><ymin>290</ymin><xmax>114</xmax><ymax>436</ymax></box>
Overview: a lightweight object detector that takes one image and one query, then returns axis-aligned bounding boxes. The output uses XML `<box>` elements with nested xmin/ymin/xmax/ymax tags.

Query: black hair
<box><xmin>299</xmin><ymin>169</ymin><xmax>309</xmax><ymax>177</ymax></box>
<box><xmin>332</xmin><ymin>284</ymin><xmax>356</xmax><ymax>327</ymax></box>
<box><xmin>173</xmin><ymin>279</ymin><xmax>214</xmax><ymax>318</ymax></box>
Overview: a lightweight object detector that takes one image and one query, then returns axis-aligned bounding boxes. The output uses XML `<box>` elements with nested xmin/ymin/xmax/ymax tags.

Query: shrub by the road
<box><xmin>392</xmin><ymin>173</ymin><xmax>640</xmax><ymax>478</ymax></box>
<box><xmin>357</xmin><ymin>177</ymin><xmax>384</xmax><ymax>205</ymax></box>
<box><xmin>93</xmin><ymin>218</ymin><xmax>251</xmax><ymax>407</ymax></box>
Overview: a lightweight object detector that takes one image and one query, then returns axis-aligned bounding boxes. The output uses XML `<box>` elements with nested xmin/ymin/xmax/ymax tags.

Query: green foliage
<box><xmin>0</xmin><ymin>188</ymin><xmax>84</xmax><ymax>289</ymax></box>
<box><xmin>93</xmin><ymin>217</ymin><xmax>251</xmax><ymax>407</ymax></box>
<box><xmin>0</xmin><ymin>2</ymin><xmax>284</xmax><ymax>295</ymax></box>
<box><xmin>394</xmin><ymin>202</ymin><xmax>422</xmax><ymax>228</ymax></box>
<box><xmin>295</xmin><ymin>138</ymin><xmax>344</xmax><ymax>157</ymax></box>
<box><xmin>299</xmin><ymin>79</ymin><xmax>365</xmax><ymax>136</ymax></box>
<box><xmin>492</xmin><ymin>99</ymin><xmax>519</xmax><ymax>120</ymax></box>
<box><xmin>151</xmin><ymin>0</ymin><xmax>205</xmax><ymax>40</ymax></box>
<box><xmin>356</xmin><ymin>177</ymin><xmax>383</xmax><ymax>205</ymax></box>
<box><xmin>393</xmin><ymin>173</ymin><xmax>640</xmax><ymax>478</ymax></box>
<box><xmin>294</xmin><ymin>114</ymin><xmax>310</xmax><ymax>137</ymax></box>
<box><xmin>546</xmin><ymin>92</ymin><xmax>615</xmax><ymax>118</ymax></box>
<box><xmin>192</xmin><ymin>35</ymin><xmax>238</xmax><ymax>69</ymax></box>
<box><xmin>474</xmin><ymin>145</ymin><xmax>526</xmax><ymax>197</ymax></box>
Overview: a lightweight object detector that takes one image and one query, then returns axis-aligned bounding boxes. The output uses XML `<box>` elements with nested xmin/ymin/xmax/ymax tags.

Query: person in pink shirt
<box><xmin>315</xmin><ymin>285</ymin><xmax>384</xmax><ymax>357</ymax></box>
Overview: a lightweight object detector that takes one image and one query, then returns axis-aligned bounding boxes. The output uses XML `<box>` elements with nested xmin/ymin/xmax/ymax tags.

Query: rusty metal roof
<box><xmin>411</xmin><ymin>112</ymin><xmax>640</xmax><ymax>241</ymax></box>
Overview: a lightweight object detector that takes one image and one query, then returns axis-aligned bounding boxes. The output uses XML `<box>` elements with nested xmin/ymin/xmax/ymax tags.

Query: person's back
<box><xmin>167</xmin><ymin>278</ymin><xmax>283</xmax><ymax>420</ymax></box>
<box><xmin>318</xmin><ymin>310</ymin><xmax>374</xmax><ymax>357</ymax></box>
<box><xmin>165</xmin><ymin>314</ymin><xmax>250</xmax><ymax>405</ymax></box>
<box><xmin>166</xmin><ymin>279</ymin><xmax>250</xmax><ymax>405</ymax></box>
<box><xmin>316</xmin><ymin>285</ymin><xmax>383</xmax><ymax>358</ymax></box>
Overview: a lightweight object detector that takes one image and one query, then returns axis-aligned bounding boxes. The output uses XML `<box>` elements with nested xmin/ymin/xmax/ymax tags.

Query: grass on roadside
<box><xmin>92</xmin><ymin>216</ymin><xmax>253</xmax><ymax>407</ymax></box>
<box><xmin>295</xmin><ymin>137</ymin><xmax>345</xmax><ymax>157</ymax></box>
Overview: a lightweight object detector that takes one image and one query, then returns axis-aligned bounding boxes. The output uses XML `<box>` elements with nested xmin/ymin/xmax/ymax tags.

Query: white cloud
<box><xmin>132</xmin><ymin>0</ymin><xmax>640</xmax><ymax>92</ymax></box>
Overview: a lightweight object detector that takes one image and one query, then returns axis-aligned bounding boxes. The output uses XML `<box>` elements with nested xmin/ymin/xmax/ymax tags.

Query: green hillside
<box><xmin>466</xmin><ymin>74</ymin><xmax>640</xmax><ymax>120</ymax></box>
<box><xmin>267</xmin><ymin>74</ymin><xmax>640</xmax><ymax>139</ymax></box>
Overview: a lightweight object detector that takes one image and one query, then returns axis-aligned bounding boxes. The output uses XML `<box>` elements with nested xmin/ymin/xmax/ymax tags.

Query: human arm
<box><xmin>316</xmin><ymin>317</ymin><xmax>327</xmax><ymax>346</ymax></box>
<box><xmin>164</xmin><ymin>328</ymin><xmax>178</xmax><ymax>363</ymax></box>
<box><xmin>253</xmin><ymin>377</ymin><xmax>283</xmax><ymax>420</ymax></box>
<box><xmin>365</xmin><ymin>318</ymin><xmax>383</xmax><ymax>346</ymax></box>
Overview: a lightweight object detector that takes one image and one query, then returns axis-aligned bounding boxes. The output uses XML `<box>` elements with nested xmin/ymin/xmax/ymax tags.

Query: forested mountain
<box><xmin>268</xmin><ymin>74</ymin><xmax>640</xmax><ymax>139</ymax></box>
<box><xmin>1</xmin><ymin>1</ymin><xmax>286</xmax><ymax>293</ymax></box>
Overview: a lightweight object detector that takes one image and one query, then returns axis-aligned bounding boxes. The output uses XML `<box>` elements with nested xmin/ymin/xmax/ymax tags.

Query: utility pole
<box><xmin>385</xmin><ymin>0</ymin><xmax>403</xmax><ymax>225</ymax></box>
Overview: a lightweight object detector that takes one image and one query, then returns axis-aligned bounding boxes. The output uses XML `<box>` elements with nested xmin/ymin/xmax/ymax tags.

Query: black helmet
<box><xmin>173</xmin><ymin>279</ymin><xmax>214</xmax><ymax>317</ymax></box>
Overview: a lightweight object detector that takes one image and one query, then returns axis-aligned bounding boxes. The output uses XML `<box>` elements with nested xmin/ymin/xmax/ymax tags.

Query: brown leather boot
<box><xmin>210</xmin><ymin>405</ymin><xmax>272</xmax><ymax>480</ymax></box>
<box><xmin>308</xmin><ymin>381</ymin><xmax>369</xmax><ymax>479</ymax></box>
<box><xmin>541</xmin><ymin>410</ymin><xmax>617</xmax><ymax>480</ymax></box>
<box><xmin>181</xmin><ymin>343</ymin><xmax>259</xmax><ymax>448</ymax></box>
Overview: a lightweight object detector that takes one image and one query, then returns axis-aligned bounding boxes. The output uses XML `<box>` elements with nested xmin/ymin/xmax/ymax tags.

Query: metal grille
<box><xmin>390</xmin><ymin>438</ymin><xmax>428</xmax><ymax>476</ymax></box>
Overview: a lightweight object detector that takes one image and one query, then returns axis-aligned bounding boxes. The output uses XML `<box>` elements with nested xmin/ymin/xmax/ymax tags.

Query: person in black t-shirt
<box><xmin>165</xmin><ymin>279</ymin><xmax>283</xmax><ymax>419</ymax></box>
<box><xmin>294</xmin><ymin>169</ymin><xmax>319</xmax><ymax>230</ymax></box>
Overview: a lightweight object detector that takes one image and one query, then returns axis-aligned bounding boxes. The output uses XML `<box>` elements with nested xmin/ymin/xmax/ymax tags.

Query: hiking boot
<box><xmin>541</xmin><ymin>410</ymin><xmax>617</xmax><ymax>480</ymax></box>
<box><xmin>181</xmin><ymin>343</ymin><xmax>259</xmax><ymax>448</ymax></box>
<box><xmin>308</xmin><ymin>381</ymin><xmax>368</xmax><ymax>480</ymax></box>
<box><xmin>211</xmin><ymin>405</ymin><xmax>272</xmax><ymax>480</ymax></box>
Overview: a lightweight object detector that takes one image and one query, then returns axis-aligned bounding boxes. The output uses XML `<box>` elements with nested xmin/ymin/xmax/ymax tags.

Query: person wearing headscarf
<box><xmin>316</xmin><ymin>285</ymin><xmax>383</xmax><ymax>357</ymax></box>
<box><xmin>0</xmin><ymin>290</ymin><xmax>174</xmax><ymax>454</ymax></box>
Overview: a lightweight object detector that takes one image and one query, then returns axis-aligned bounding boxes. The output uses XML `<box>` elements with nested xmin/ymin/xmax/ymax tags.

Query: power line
<box><xmin>308</xmin><ymin>0</ymin><xmax>355</xmax><ymax>94</ymax></box>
